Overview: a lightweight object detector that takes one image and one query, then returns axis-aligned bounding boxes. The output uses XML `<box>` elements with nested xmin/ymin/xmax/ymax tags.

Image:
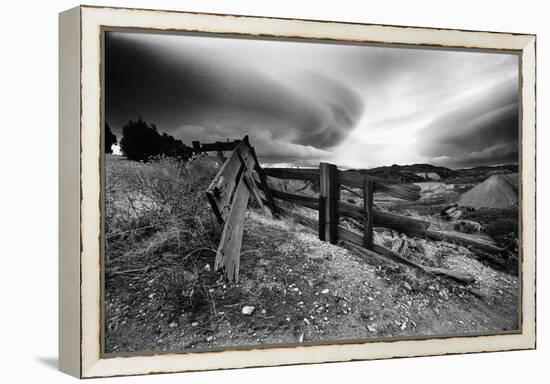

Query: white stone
<box><xmin>241</xmin><ymin>306</ymin><xmax>255</xmax><ymax>315</ymax></box>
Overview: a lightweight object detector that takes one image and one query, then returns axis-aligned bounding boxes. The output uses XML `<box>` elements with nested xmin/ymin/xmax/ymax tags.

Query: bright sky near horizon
<box><xmin>105</xmin><ymin>31</ymin><xmax>519</xmax><ymax>169</ymax></box>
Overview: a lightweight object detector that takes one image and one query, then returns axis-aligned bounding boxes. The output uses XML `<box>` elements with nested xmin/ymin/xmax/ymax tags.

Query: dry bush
<box><xmin>106</xmin><ymin>155</ymin><xmax>219</xmax><ymax>250</ymax></box>
<box><xmin>105</xmin><ymin>155</ymin><xmax>221</xmax><ymax>307</ymax></box>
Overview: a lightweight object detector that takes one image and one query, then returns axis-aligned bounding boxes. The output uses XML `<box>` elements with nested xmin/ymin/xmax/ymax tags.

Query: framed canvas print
<box><xmin>59</xmin><ymin>5</ymin><xmax>536</xmax><ymax>378</ymax></box>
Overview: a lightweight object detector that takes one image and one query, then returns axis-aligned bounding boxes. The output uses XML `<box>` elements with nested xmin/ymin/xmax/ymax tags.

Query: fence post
<box><xmin>320</xmin><ymin>163</ymin><xmax>339</xmax><ymax>244</ymax></box>
<box><xmin>192</xmin><ymin>141</ymin><xmax>201</xmax><ymax>154</ymax></box>
<box><xmin>363</xmin><ymin>179</ymin><xmax>374</xmax><ymax>249</ymax></box>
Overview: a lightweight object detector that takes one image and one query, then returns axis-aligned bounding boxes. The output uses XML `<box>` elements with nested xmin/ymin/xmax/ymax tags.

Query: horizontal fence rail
<box><xmin>264</xmin><ymin>167</ymin><xmax>421</xmax><ymax>201</ymax></box>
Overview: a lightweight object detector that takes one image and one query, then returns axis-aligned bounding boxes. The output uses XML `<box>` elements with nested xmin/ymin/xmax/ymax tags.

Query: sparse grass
<box><xmin>104</xmin><ymin>154</ymin><xmax>224</xmax><ymax>351</ymax></box>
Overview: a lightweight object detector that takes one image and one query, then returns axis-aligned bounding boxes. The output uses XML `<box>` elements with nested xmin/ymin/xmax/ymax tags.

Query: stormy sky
<box><xmin>105</xmin><ymin>31</ymin><xmax>519</xmax><ymax>169</ymax></box>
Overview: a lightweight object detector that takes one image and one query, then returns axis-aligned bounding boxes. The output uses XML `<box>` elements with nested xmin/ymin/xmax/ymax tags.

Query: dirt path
<box><xmin>105</xmin><ymin>209</ymin><xmax>519</xmax><ymax>354</ymax></box>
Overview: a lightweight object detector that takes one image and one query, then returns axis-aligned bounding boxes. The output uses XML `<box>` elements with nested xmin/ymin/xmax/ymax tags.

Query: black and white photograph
<box><xmin>103</xmin><ymin>30</ymin><xmax>521</xmax><ymax>355</ymax></box>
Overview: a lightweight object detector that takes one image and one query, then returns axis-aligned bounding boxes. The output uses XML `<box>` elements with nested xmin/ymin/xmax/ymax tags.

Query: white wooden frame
<box><xmin>59</xmin><ymin>5</ymin><xmax>536</xmax><ymax>378</ymax></box>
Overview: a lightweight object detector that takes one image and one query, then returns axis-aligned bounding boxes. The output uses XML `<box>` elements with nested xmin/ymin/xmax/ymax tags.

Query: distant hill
<box><xmin>449</xmin><ymin>164</ymin><xmax>519</xmax><ymax>183</ymax></box>
<box><xmin>458</xmin><ymin>173</ymin><xmax>518</xmax><ymax>209</ymax></box>
<box><xmin>347</xmin><ymin>163</ymin><xmax>518</xmax><ymax>184</ymax></box>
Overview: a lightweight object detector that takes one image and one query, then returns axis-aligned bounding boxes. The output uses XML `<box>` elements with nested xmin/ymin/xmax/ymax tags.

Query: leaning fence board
<box><xmin>206</xmin><ymin>140</ymin><xmax>250</xmax><ymax>223</ymax></box>
<box><xmin>236</xmin><ymin>142</ymin><xmax>264</xmax><ymax>208</ymax></box>
<box><xmin>250</xmin><ymin>145</ymin><xmax>277</xmax><ymax>216</ymax></box>
<box><xmin>338</xmin><ymin>227</ymin><xmax>475</xmax><ymax>284</ymax></box>
<box><xmin>426</xmin><ymin>230</ymin><xmax>506</xmax><ymax>254</ymax></box>
<box><xmin>214</xmin><ymin>174</ymin><xmax>250</xmax><ymax>282</ymax></box>
<box><xmin>276</xmin><ymin>206</ymin><xmax>474</xmax><ymax>284</ymax></box>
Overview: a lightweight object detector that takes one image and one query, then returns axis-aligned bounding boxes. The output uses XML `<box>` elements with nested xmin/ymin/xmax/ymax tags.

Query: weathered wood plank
<box><xmin>320</xmin><ymin>163</ymin><xmax>339</xmax><ymax>244</ymax></box>
<box><xmin>206</xmin><ymin>141</ymin><xmax>248</xmax><ymax>223</ymax></box>
<box><xmin>269</xmin><ymin>188</ymin><xmax>319</xmax><ymax>208</ymax></box>
<box><xmin>339</xmin><ymin>240</ymin><xmax>400</xmax><ymax>268</ymax></box>
<box><xmin>214</xmin><ymin>175</ymin><xmax>250</xmax><ymax>282</ymax></box>
<box><xmin>249</xmin><ymin>143</ymin><xmax>278</xmax><ymax>216</ymax></box>
<box><xmin>243</xmin><ymin>170</ymin><xmax>263</xmax><ymax>207</ymax></box>
<box><xmin>318</xmin><ymin>196</ymin><xmax>326</xmax><ymax>242</ymax></box>
<box><xmin>426</xmin><ymin>230</ymin><xmax>506</xmax><ymax>254</ymax></box>
<box><xmin>263</xmin><ymin>167</ymin><xmax>320</xmax><ymax>182</ymax></box>
<box><xmin>338</xmin><ymin>201</ymin><xmax>431</xmax><ymax>236</ymax></box>
<box><xmin>235</xmin><ymin>140</ymin><xmax>264</xmax><ymax>208</ymax></box>
<box><xmin>338</xmin><ymin>227</ymin><xmax>475</xmax><ymax>284</ymax></box>
<box><xmin>338</xmin><ymin>170</ymin><xmax>421</xmax><ymax>201</ymax></box>
<box><xmin>363</xmin><ymin>180</ymin><xmax>374</xmax><ymax>249</ymax></box>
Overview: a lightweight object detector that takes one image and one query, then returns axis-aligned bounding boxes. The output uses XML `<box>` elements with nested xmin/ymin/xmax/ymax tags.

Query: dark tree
<box><xmin>105</xmin><ymin>122</ymin><xmax>117</xmax><ymax>153</ymax></box>
<box><xmin>119</xmin><ymin>117</ymin><xmax>192</xmax><ymax>161</ymax></box>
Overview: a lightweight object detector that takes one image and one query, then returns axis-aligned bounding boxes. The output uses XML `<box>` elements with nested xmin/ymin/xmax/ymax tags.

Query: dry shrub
<box><xmin>105</xmin><ymin>155</ymin><xmax>221</xmax><ymax>310</ymax></box>
<box><xmin>106</xmin><ymin>155</ymin><xmax>219</xmax><ymax>252</ymax></box>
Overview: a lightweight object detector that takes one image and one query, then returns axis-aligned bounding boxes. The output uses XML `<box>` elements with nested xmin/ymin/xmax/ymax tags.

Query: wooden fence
<box><xmin>203</xmin><ymin>136</ymin><xmax>508</xmax><ymax>284</ymax></box>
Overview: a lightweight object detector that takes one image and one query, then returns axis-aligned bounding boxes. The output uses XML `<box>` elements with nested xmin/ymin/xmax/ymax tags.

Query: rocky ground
<box><xmin>105</xmin><ymin>209</ymin><xmax>519</xmax><ymax>354</ymax></box>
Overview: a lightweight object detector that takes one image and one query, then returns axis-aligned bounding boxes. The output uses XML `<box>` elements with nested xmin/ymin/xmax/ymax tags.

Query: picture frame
<box><xmin>59</xmin><ymin>5</ymin><xmax>536</xmax><ymax>378</ymax></box>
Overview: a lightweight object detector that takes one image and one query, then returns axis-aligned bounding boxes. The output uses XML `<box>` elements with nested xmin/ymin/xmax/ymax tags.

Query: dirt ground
<box><xmin>105</xmin><ymin>208</ymin><xmax>519</xmax><ymax>354</ymax></box>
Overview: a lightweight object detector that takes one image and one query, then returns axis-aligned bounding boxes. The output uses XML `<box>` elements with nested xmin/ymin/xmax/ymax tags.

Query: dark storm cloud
<box><xmin>106</xmin><ymin>32</ymin><xmax>519</xmax><ymax>168</ymax></box>
<box><xmin>105</xmin><ymin>32</ymin><xmax>363</xmax><ymax>160</ymax></box>
<box><xmin>417</xmin><ymin>80</ymin><xmax>519</xmax><ymax>168</ymax></box>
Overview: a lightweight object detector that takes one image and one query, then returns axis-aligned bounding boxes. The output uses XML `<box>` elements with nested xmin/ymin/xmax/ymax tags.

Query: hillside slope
<box><xmin>458</xmin><ymin>173</ymin><xmax>519</xmax><ymax>209</ymax></box>
<box><xmin>105</xmin><ymin>209</ymin><xmax>519</xmax><ymax>354</ymax></box>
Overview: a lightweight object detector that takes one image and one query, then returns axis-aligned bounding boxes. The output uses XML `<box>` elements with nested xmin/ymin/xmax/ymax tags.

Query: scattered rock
<box><xmin>169</xmin><ymin>321</ymin><xmax>178</xmax><ymax>328</ymax></box>
<box><xmin>298</xmin><ymin>333</ymin><xmax>304</xmax><ymax>343</ymax></box>
<box><xmin>321</xmin><ymin>289</ymin><xmax>330</xmax><ymax>295</ymax></box>
<box><xmin>403</xmin><ymin>282</ymin><xmax>412</xmax><ymax>291</ymax></box>
<box><xmin>261</xmin><ymin>309</ymin><xmax>267</xmax><ymax>315</ymax></box>
<box><xmin>367</xmin><ymin>324</ymin><xmax>378</xmax><ymax>332</ymax></box>
<box><xmin>191</xmin><ymin>322</ymin><xmax>199</xmax><ymax>327</ymax></box>
<box><xmin>241</xmin><ymin>306</ymin><xmax>255</xmax><ymax>316</ymax></box>
<box><xmin>206</xmin><ymin>336</ymin><xmax>214</xmax><ymax>342</ymax></box>
<box><xmin>204</xmin><ymin>263</ymin><xmax>211</xmax><ymax>271</ymax></box>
